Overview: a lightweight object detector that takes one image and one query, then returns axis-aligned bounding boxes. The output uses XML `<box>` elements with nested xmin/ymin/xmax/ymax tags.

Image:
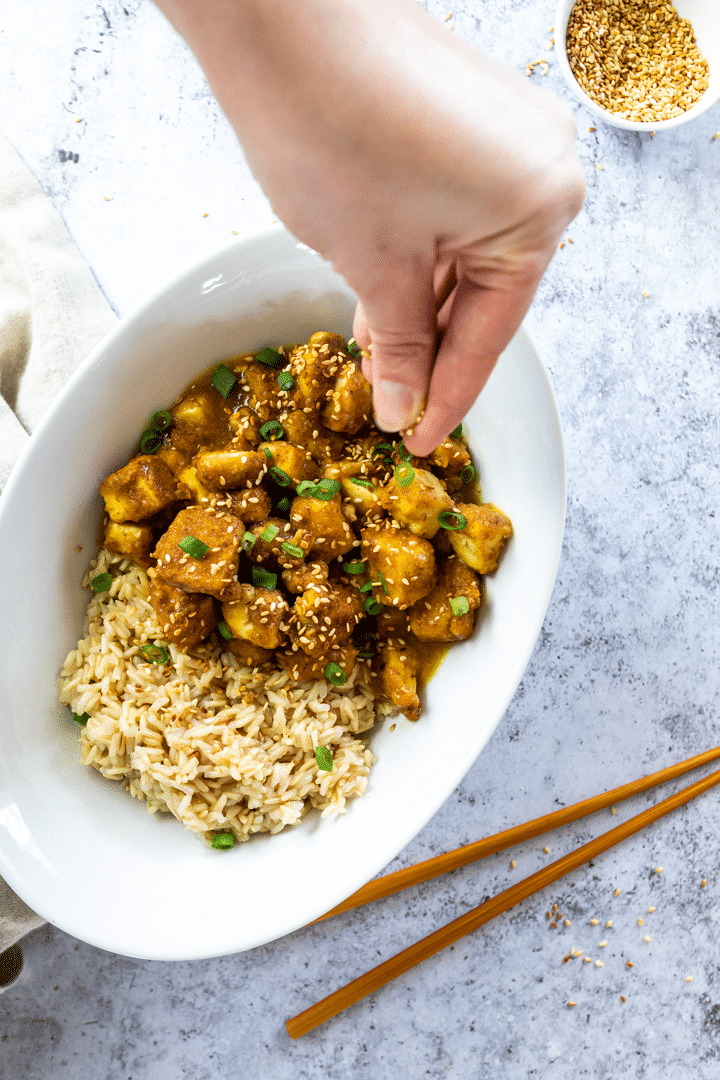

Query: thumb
<box><xmin>351</xmin><ymin>252</ymin><xmax>436</xmax><ymax>432</ymax></box>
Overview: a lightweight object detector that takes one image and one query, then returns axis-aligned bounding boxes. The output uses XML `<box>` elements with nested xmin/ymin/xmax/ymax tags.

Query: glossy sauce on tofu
<box><xmin>98</xmin><ymin>332</ymin><xmax>513</xmax><ymax>720</ymax></box>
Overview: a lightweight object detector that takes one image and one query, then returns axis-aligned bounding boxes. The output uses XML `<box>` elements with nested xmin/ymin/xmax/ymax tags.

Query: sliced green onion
<box><xmin>269</xmin><ymin>466</ymin><xmax>292</xmax><ymax>487</ymax></box>
<box><xmin>281</xmin><ymin>541</ymin><xmax>305</xmax><ymax>559</ymax></box>
<box><xmin>358</xmin><ymin>581</ymin><xmax>377</xmax><ymax>593</ymax></box>
<box><xmin>211</xmin><ymin>364</ymin><xmax>237</xmax><ymax>399</ymax></box>
<box><xmin>347</xmin><ymin>338</ymin><xmax>362</xmax><ymax>358</ymax></box>
<box><xmin>296</xmin><ymin>480</ymin><xmax>318</xmax><ymax>497</ymax></box>
<box><xmin>372</xmin><ymin>443</ymin><xmax>394</xmax><ymax>458</ymax></box>
<box><xmin>314</xmin><ymin>477</ymin><xmax>341</xmax><ymax>501</ymax></box>
<box><xmin>71</xmin><ymin>711</ymin><xmax>90</xmax><ymax>726</ymax></box>
<box><xmin>150</xmin><ymin>409</ymin><xmax>172</xmax><ymax>432</ymax></box>
<box><xmin>252</xmin><ymin>566</ymin><xmax>278</xmax><ymax>589</ymax></box>
<box><xmin>217</xmin><ymin>620</ymin><xmax>233</xmax><ymax>640</ymax></box>
<box><xmin>139</xmin><ymin>430</ymin><xmax>162</xmax><ymax>454</ymax></box>
<box><xmin>450</xmin><ymin>424</ymin><xmax>463</xmax><ymax>439</ymax></box>
<box><xmin>377</xmin><ymin>570</ymin><xmax>390</xmax><ymax>596</ymax></box>
<box><xmin>461</xmin><ymin>464</ymin><xmax>476</xmax><ymax>485</ymax></box>
<box><xmin>140</xmin><ymin>643</ymin><xmax>169</xmax><ymax>664</ymax></box>
<box><xmin>363</xmin><ymin>596</ymin><xmax>383</xmax><ymax>615</ymax></box>
<box><xmin>450</xmin><ymin>596</ymin><xmax>470</xmax><ymax>617</ymax></box>
<box><xmin>357</xmin><ymin>646</ymin><xmax>376</xmax><ymax>660</ymax></box>
<box><xmin>438</xmin><ymin>511</ymin><xmax>468</xmax><ymax>531</ymax></box>
<box><xmin>397</xmin><ymin>441</ymin><xmax>412</xmax><ymax>463</ymax></box>
<box><xmin>91</xmin><ymin>572</ymin><xmax>113</xmax><ymax>593</ymax></box>
<box><xmin>263</xmin><ymin>446</ymin><xmax>274</xmax><ymax>460</ymax></box>
<box><xmin>314</xmin><ymin>745</ymin><xmax>334</xmax><ymax>772</ymax></box>
<box><xmin>276</xmin><ymin>496</ymin><xmax>291</xmax><ymax>514</ymax></box>
<box><xmin>394</xmin><ymin>463</ymin><xmax>415</xmax><ymax>488</ymax></box>
<box><xmin>178</xmin><ymin>535</ymin><xmax>210</xmax><ymax>558</ymax></box>
<box><xmin>211</xmin><ymin>832</ymin><xmax>235</xmax><ymax>849</ymax></box>
<box><xmin>241</xmin><ymin>531</ymin><xmax>257</xmax><ymax>552</ymax></box>
<box><xmin>261</xmin><ymin>523</ymin><xmax>280</xmax><ymax>543</ymax></box>
<box><xmin>255</xmin><ymin>347</ymin><xmax>283</xmax><ymax>368</ymax></box>
<box><xmin>324</xmin><ymin>662</ymin><xmax>347</xmax><ymax>686</ymax></box>
<box><xmin>350</xmin><ymin>477</ymin><xmax>373</xmax><ymax>490</ymax></box>
<box><xmin>260</xmin><ymin>420</ymin><xmax>284</xmax><ymax>441</ymax></box>
<box><xmin>277</xmin><ymin>370</ymin><xmax>295</xmax><ymax>391</ymax></box>
<box><xmin>342</xmin><ymin>560</ymin><xmax>366</xmax><ymax>575</ymax></box>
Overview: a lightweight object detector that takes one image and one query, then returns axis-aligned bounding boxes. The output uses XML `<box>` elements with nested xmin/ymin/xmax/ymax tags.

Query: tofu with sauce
<box><xmin>360</xmin><ymin>522</ymin><xmax>436</xmax><ymax>609</ymax></box>
<box><xmin>152</xmin><ymin>505</ymin><xmax>245</xmax><ymax>599</ymax></box>
<box><xmin>100</xmin><ymin>455</ymin><xmax>185</xmax><ymax>523</ymax></box>
<box><xmin>408</xmin><ymin>556</ymin><xmax>481</xmax><ymax>642</ymax></box>
<box><xmin>448</xmin><ymin>502</ymin><xmax>513</xmax><ymax>574</ymax></box>
<box><xmin>221</xmin><ymin>584</ymin><xmax>289</xmax><ymax>650</ymax></box>
<box><xmin>148</xmin><ymin>574</ymin><xmax>218</xmax><ymax>649</ymax></box>
<box><xmin>380</xmin><ymin>467</ymin><xmax>454</xmax><ymax>539</ymax></box>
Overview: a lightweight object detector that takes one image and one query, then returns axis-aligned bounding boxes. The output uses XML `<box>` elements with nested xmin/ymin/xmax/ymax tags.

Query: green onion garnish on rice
<box><xmin>324</xmin><ymin>662</ymin><xmax>347</xmax><ymax>686</ymax></box>
<box><xmin>211</xmin><ymin>832</ymin><xmax>235</xmax><ymax>849</ymax></box>
<box><xmin>91</xmin><ymin>572</ymin><xmax>113</xmax><ymax>593</ymax></box>
<box><xmin>178</xmin><ymin>535</ymin><xmax>210</xmax><ymax>559</ymax></box>
<box><xmin>71</xmin><ymin>711</ymin><xmax>90</xmax><ymax>726</ymax></box>
<box><xmin>140</xmin><ymin>643</ymin><xmax>169</xmax><ymax>664</ymax></box>
<box><xmin>210</xmin><ymin>364</ymin><xmax>237</xmax><ymax>399</ymax></box>
<box><xmin>314</xmin><ymin>746</ymin><xmax>334</xmax><ymax>772</ymax></box>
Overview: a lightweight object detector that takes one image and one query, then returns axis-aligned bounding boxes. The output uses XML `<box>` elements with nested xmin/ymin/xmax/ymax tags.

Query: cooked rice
<box><xmin>58</xmin><ymin>549</ymin><xmax>378</xmax><ymax>844</ymax></box>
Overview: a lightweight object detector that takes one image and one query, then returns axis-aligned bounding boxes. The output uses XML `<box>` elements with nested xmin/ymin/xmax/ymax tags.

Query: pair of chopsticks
<box><xmin>286</xmin><ymin>743</ymin><xmax>720</xmax><ymax>1038</ymax></box>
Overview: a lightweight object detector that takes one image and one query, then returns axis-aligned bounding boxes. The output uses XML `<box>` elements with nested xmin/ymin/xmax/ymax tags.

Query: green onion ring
<box><xmin>394</xmin><ymin>463</ymin><xmax>415</xmax><ymax>488</ymax></box>
<box><xmin>461</xmin><ymin>464</ymin><xmax>475</xmax><ymax>485</ymax></box>
<box><xmin>277</xmin><ymin>371</ymin><xmax>295</xmax><ymax>391</ymax></box>
<box><xmin>450</xmin><ymin>596</ymin><xmax>470</xmax><ymax>617</ymax></box>
<box><xmin>438</xmin><ymin>510</ymin><xmax>468</xmax><ymax>531</ymax></box>
<box><xmin>211</xmin><ymin>832</ymin><xmax>235</xmax><ymax>849</ymax></box>
<box><xmin>269</xmin><ymin>466</ymin><xmax>292</xmax><ymax>487</ymax></box>
<box><xmin>217</xmin><ymin>621</ymin><xmax>233</xmax><ymax>640</ymax></box>
<box><xmin>150</xmin><ymin>409</ymin><xmax>172</xmax><ymax>432</ymax></box>
<box><xmin>296</xmin><ymin>480</ymin><xmax>318</xmax><ymax>498</ymax></box>
<box><xmin>281</xmin><ymin>541</ymin><xmax>305</xmax><ymax>558</ymax></box>
<box><xmin>261</xmin><ymin>523</ymin><xmax>280</xmax><ymax>542</ymax></box>
<box><xmin>91</xmin><ymin>572</ymin><xmax>113</xmax><ymax>593</ymax></box>
<box><xmin>450</xmin><ymin>424</ymin><xmax>463</xmax><ymax>439</ymax></box>
<box><xmin>140</xmin><ymin>643</ymin><xmax>169</xmax><ymax>664</ymax></box>
<box><xmin>139</xmin><ymin>430</ymin><xmax>162</xmax><ymax>454</ymax></box>
<box><xmin>252</xmin><ymin>566</ymin><xmax>278</xmax><ymax>589</ymax></box>
<box><xmin>255</xmin><ymin>347</ymin><xmax>283</xmax><ymax>368</ymax></box>
<box><xmin>178</xmin><ymin>535</ymin><xmax>210</xmax><ymax>558</ymax></box>
<box><xmin>363</xmin><ymin>597</ymin><xmax>383</xmax><ymax>615</ymax></box>
<box><xmin>324</xmin><ymin>662</ymin><xmax>347</xmax><ymax>686</ymax></box>
<box><xmin>314</xmin><ymin>745</ymin><xmax>334</xmax><ymax>771</ymax></box>
<box><xmin>260</xmin><ymin>420</ymin><xmax>284</xmax><ymax>441</ymax></box>
<box><xmin>342</xmin><ymin>560</ymin><xmax>366</xmax><ymax>575</ymax></box>
<box><xmin>210</xmin><ymin>364</ymin><xmax>237</xmax><ymax>399</ymax></box>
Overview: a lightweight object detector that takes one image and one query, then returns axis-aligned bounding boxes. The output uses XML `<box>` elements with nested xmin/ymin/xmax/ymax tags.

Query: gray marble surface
<box><xmin>2</xmin><ymin>0</ymin><xmax>720</xmax><ymax>1076</ymax></box>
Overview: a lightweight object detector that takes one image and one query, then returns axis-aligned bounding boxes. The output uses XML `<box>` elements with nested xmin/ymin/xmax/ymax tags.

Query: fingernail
<box><xmin>374</xmin><ymin>380</ymin><xmax>424</xmax><ymax>432</ymax></box>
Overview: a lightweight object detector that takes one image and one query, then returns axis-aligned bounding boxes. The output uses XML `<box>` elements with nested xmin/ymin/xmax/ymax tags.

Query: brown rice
<box><xmin>58</xmin><ymin>549</ymin><xmax>379</xmax><ymax>844</ymax></box>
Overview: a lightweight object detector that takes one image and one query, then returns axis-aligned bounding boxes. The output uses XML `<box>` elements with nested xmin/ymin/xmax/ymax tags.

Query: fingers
<box><xmin>403</xmin><ymin>264</ymin><xmax>545</xmax><ymax>456</ymax></box>
<box><xmin>350</xmin><ymin>252</ymin><xmax>437</xmax><ymax>432</ymax></box>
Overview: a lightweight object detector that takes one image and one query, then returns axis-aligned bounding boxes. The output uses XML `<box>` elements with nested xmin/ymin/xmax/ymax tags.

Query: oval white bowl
<box><xmin>555</xmin><ymin>0</ymin><xmax>720</xmax><ymax>131</ymax></box>
<box><xmin>0</xmin><ymin>225</ymin><xmax>565</xmax><ymax>960</ymax></box>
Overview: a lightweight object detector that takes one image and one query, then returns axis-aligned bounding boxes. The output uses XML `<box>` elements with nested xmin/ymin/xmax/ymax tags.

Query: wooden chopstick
<box><xmin>312</xmin><ymin>743</ymin><xmax>720</xmax><ymax>924</ymax></box>
<box><xmin>287</xmin><ymin>752</ymin><xmax>720</xmax><ymax>1038</ymax></box>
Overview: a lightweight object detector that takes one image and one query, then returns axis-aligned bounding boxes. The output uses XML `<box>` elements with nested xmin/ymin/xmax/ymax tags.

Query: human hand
<box><xmin>154</xmin><ymin>0</ymin><xmax>585</xmax><ymax>454</ymax></box>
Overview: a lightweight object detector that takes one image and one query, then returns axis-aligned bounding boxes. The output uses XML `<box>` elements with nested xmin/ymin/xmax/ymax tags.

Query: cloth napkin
<box><xmin>0</xmin><ymin>132</ymin><xmax>116</xmax><ymax>951</ymax></box>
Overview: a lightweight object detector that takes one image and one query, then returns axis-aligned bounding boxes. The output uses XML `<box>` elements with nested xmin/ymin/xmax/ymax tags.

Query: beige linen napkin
<box><xmin>0</xmin><ymin>132</ymin><xmax>116</xmax><ymax>950</ymax></box>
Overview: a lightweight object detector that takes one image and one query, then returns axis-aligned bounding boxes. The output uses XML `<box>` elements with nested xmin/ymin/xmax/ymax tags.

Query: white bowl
<box><xmin>555</xmin><ymin>0</ymin><xmax>720</xmax><ymax>131</ymax></box>
<box><xmin>0</xmin><ymin>225</ymin><xmax>565</xmax><ymax>960</ymax></box>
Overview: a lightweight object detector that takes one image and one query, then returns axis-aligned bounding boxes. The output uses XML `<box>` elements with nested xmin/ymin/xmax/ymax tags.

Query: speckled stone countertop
<box><xmin>2</xmin><ymin>1</ymin><xmax>720</xmax><ymax>1077</ymax></box>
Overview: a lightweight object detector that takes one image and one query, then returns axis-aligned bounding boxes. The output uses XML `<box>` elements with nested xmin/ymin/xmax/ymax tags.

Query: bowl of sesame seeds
<box><xmin>556</xmin><ymin>0</ymin><xmax>720</xmax><ymax>130</ymax></box>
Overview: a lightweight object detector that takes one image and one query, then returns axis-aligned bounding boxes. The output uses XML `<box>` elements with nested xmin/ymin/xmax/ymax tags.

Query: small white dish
<box><xmin>0</xmin><ymin>225</ymin><xmax>565</xmax><ymax>960</ymax></box>
<box><xmin>555</xmin><ymin>0</ymin><xmax>720</xmax><ymax>131</ymax></box>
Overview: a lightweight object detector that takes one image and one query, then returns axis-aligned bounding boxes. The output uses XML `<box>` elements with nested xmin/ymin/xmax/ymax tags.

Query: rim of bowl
<box><xmin>554</xmin><ymin>0</ymin><xmax>720</xmax><ymax>131</ymax></box>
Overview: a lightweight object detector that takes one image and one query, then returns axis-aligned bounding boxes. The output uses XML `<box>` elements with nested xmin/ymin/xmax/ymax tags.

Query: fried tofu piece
<box><xmin>289</xmin><ymin>332</ymin><xmax>346</xmax><ymax>415</ymax></box>
<box><xmin>288</xmin><ymin>582</ymin><xmax>363</xmax><ymax>656</ymax></box>
<box><xmin>380</xmin><ymin>467</ymin><xmax>454</xmax><ymax>539</ymax></box>
<box><xmin>448</xmin><ymin>502</ymin><xmax>513</xmax><ymax>574</ymax></box>
<box><xmin>341</xmin><ymin>475</ymin><xmax>384</xmax><ymax>521</ymax></box>
<box><xmin>177</xmin><ymin>463</ymin><xmax>217</xmax><ymax>506</ymax></box>
<box><xmin>152</xmin><ymin>505</ymin><xmax>244</xmax><ymax>598</ymax></box>
<box><xmin>408</xmin><ymin>557</ymin><xmax>481</xmax><ymax>642</ymax></box>
<box><xmin>243</xmin><ymin>363</ymin><xmax>285</xmax><ymax>421</ymax></box>
<box><xmin>260</xmin><ymin>440</ymin><xmax>318</xmax><ymax>484</ymax></box>
<box><xmin>377</xmin><ymin>641</ymin><xmax>420</xmax><ymax>721</ymax></box>
<box><xmin>100</xmin><ymin>455</ymin><xmax>184</xmax><ymax>523</ymax></box>
<box><xmin>228</xmin><ymin>406</ymin><xmax>262</xmax><ymax>450</ymax></box>
<box><xmin>148</xmin><ymin>574</ymin><xmax>218</xmax><ymax>650</ymax></box>
<box><xmin>170</xmin><ymin>389</ymin><xmax>227</xmax><ymax>452</ymax></box>
<box><xmin>281</xmin><ymin>411</ymin><xmax>345</xmax><ymax>462</ymax></box>
<box><xmin>323</xmin><ymin>360</ymin><xmax>373</xmax><ymax>434</ymax></box>
<box><xmin>223</xmin><ymin>638</ymin><xmax>274</xmax><ymax>667</ymax></box>
<box><xmin>221</xmin><ymin>584</ymin><xmax>289</xmax><ymax>650</ymax></box>
<box><xmin>222</xmin><ymin>487</ymin><xmax>272</xmax><ymax>523</ymax></box>
<box><xmin>360</xmin><ymin>523</ymin><xmax>436</xmax><ymax>608</ymax></box>
<box><xmin>194</xmin><ymin>449</ymin><xmax>267</xmax><ymax>491</ymax></box>
<box><xmin>428</xmin><ymin>435</ymin><xmax>471</xmax><ymax>473</ymax></box>
<box><xmin>103</xmin><ymin>520</ymin><xmax>154</xmax><ymax>569</ymax></box>
<box><xmin>281</xmin><ymin>560</ymin><xmax>329</xmax><ymax>594</ymax></box>
<box><xmin>248</xmin><ymin>518</ymin><xmax>314</xmax><ymax>570</ymax></box>
<box><xmin>290</xmin><ymin>494</ymin><xmax>355</xmax><ymax>561</ymax></box>
<box><xmin>276</xmin><ymin>641</ymin><xmax>358</xmax><ymax>683</ymax></box>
